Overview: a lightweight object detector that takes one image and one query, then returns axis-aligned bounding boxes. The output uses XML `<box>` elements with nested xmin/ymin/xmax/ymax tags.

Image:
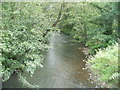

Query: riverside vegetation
<box><xmin>0</xmin><ymin>2</ymin><xmax>119</xmax><ymax>88</ymax></box>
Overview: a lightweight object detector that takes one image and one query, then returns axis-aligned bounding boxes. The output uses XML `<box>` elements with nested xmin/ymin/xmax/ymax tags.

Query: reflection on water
<box><xmin>3</xmin><ymin>33</ymin><xmax>95</xmax><ymax>88</ymax></box>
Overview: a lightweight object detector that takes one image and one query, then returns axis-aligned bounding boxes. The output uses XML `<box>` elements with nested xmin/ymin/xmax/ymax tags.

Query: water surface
<box><xmin>3</xmin><ymin>33</ymin><xmax>95</xmax><ymax>88</ymax></box>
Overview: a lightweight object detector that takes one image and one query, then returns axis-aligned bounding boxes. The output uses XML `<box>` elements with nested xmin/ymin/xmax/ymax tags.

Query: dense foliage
<box><xmin>58</xmin><ymin>2</ymin><xmax>119</xmax><ymax>54</ymax></box>
<box><xmin>0</xmin><ymin>2</ymin><xmax>119</xmax><ymax>88</ymax></box>
<box><xmin>1</xmin><ymin>2</ymin><xmax>51</xmax><ymax>84</ymax></box>
<box><xmin>86</xmin><ymin>43</ymin><xmax>119</xmax><ymax>87</ymax></box>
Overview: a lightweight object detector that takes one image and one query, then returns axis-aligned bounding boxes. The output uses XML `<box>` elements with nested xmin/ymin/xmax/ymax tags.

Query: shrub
<box><xmin>86</xmin><ymin>43</ymin><xmax>119</xmax><ymax>87</ymax></box>
<box><xmin>0</xmin><ymin>2</ymin><xmax>50</xmax><ymax>85</ymax></box>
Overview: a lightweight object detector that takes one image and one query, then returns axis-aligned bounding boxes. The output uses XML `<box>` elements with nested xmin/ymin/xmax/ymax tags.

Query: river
<box><xmin>3</xmin><ymin>33</ymin><xmax>95</xmax><ymax>88</ymax></box>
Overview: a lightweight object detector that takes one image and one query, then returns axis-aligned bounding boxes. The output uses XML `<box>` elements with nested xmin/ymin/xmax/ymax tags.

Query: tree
<box><xmin>1</xmin><ymin>2</ymin><xmax>51</xmax><ymax>86</ymax></box>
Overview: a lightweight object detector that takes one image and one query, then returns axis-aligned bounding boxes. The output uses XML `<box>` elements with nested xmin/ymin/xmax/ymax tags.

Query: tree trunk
<box><xmin>52</xmin><ymin>2</ymin><xmax>66</xmax><ymax>27</ymax></box>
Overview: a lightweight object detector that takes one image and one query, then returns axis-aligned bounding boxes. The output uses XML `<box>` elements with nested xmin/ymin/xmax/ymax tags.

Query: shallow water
<box><xmin>3</xmin><ymin>33</ymin><xmax>95</xmax><ymax>88</ymax></box>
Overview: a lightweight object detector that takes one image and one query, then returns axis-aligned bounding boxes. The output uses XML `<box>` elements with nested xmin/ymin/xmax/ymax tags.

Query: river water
<box><xmin>3</xmin><ymin>33</ymin><xmax>95</xmax><ymax>88</ymax></box>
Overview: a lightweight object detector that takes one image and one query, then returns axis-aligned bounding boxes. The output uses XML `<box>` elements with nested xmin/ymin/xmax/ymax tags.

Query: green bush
<box><xmin>59</xmin><ymin>2</ymin><xmax>118</xmax><ymax>54</ymax></box>
<box><xmin>86</xmin><ymin>43</ymin><xmax>119</xmax><ymax>87</ymax></box>
<box><xmin>0</xmin><ymin>2</ymin><xmax>51</xmax><ymax>84</ymax></box>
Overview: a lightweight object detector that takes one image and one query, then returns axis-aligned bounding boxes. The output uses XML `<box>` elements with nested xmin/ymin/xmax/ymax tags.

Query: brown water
<box><xmin>3</xmin><ymin>33</ymin><xmax>95</xmax><ymax>88</ymax></box>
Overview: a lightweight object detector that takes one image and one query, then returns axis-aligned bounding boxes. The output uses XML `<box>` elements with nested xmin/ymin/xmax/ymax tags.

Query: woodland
<box><xmin>0</xmin><ymin>2</ymin><xmax>119</xmax><ymax>88</ymax></box>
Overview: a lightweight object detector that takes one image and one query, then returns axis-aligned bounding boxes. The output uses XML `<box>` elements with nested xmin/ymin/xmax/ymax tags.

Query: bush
<box><xmin>59</xmin><ymin>2</ymin><xmax>118</xmax><ymax>54</ymax></box>
<box><xmin>86</xmin><ymin>43</ymin><xmax>119</xmax><ymax>87</ymax></box>
<box><xmin>1</xmin><ymin>2</ymin><xmax>50</xmax><ymax>84</ymax></box>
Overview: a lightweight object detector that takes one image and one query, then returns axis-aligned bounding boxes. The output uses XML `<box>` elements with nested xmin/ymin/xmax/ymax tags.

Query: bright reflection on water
<box><xmin>3</xmin><ymin>32</ymin><xmax>95</xmax><ymax>88</ymax></box>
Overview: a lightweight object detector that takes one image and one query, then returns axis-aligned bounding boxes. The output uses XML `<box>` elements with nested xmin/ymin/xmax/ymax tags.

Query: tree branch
<box><xmin>52</xmin><ymin>2</ymin><xmax>66</xmax><ymax>27</ymax></box>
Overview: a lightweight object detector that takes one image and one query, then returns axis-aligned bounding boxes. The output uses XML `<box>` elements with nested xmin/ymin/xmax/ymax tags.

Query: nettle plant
<box><xmin>86</xmin><ymin>42</ymin><xmax>119</xmax><ymax>87</ymax></box>
<box><xmin>1</xmin><ymin>2</ymin><xmax>51</xmax><ymax>87</ymax></box>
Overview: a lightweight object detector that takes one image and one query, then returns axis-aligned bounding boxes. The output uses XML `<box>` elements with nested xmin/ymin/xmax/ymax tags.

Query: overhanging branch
<box><xmin>52</xmin><ymin>2</ymin><xmax>66</xmax><ymax>27</ymax></box>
